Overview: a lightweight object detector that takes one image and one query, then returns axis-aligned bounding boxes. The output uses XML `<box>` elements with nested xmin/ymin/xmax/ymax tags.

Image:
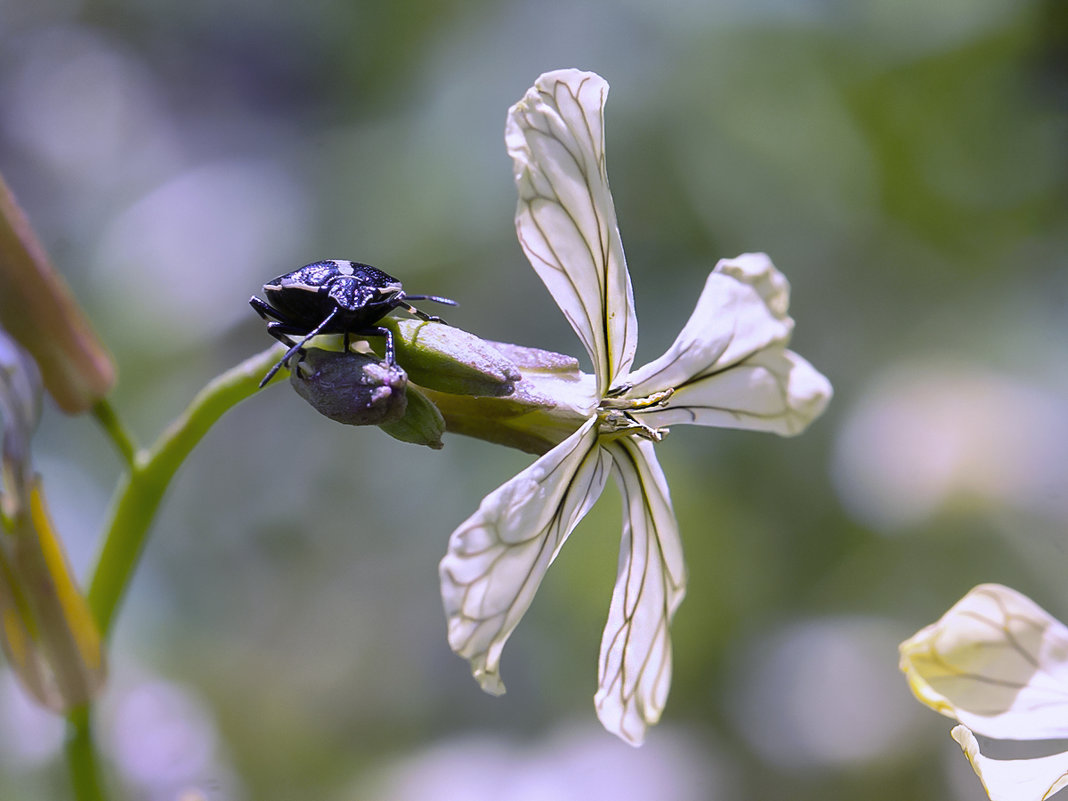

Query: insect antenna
<box><xmin>403</xmin><ymin>294</ymin><xmax>458</xmax><ymax>307</ymax></box>
<box><xmin>399</xmin><ymin>293</ymin><xmax>458</xmax><ymax>325</ymax></box>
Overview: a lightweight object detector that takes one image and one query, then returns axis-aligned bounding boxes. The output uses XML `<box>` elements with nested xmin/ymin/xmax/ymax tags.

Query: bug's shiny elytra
<box><xmin>249</xmin><ymin>260</ymin><xmax>457</xmax><ymax>387</ymax></box>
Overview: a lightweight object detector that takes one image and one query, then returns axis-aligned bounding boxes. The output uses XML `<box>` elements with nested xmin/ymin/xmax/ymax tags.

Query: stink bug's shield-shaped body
<box><xmin>250</xmin><ymin>259</ymin><xmax>456</xmax><ymax>387</ymax></box>
<box><xmin>265</xmin><ymin>262</ymin><xmax>403</xmax><ymax>333</ymax></box>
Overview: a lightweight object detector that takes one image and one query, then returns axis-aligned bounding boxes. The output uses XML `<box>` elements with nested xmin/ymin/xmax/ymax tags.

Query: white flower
<box><xmin>439</xmin><ymin>69</ymin><xmax>832</xmax><ymax>745</ymax></box>
<box><xmin>900</xmin><ymin>584</ymin><xmax>1068</xmax><ymax>801</ymax></box>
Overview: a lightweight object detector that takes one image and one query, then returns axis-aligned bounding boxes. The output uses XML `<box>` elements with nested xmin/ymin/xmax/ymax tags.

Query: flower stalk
<box><xmin>87</xmin><ymin>345</ymin><xmax>284</xmax><ymax>638</ymax></box>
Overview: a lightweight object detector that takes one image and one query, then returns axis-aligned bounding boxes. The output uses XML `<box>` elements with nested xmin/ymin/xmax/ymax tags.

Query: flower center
<box><xmin>596</xmin><ymin>388</ymin><xmax>673</xmax><ymax>442</ymax></box>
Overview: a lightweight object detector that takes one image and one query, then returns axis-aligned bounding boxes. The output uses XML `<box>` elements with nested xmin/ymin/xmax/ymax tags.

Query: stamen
<box><xmin>596</xmin><ymin>408</ymin><xmax>669</xmax><ymax>442</ymax></box>
<box><xmin>598</xmin><ymin>387</ymin><xmax>674</xmax><ymax>411</ymax></box>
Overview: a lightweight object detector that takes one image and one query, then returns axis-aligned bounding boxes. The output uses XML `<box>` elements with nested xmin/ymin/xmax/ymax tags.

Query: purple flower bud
<box><xmin>290</xmin><ymin>349</ymin><xmax>407</xmax><ymax>426</ymax></box>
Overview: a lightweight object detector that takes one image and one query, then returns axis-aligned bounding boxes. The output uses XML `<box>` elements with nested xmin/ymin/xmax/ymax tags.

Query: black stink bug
<box><xmin>249</xmin><ymin>260</ymin><xmax>457</xmax><ymax>387</ymax></box>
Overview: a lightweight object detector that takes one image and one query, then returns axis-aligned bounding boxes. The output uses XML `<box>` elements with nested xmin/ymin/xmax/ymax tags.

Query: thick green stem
<box><xmin>88</xmin><ymin>346</ymin><xmax>282</xmax><ymax>639</ymax></box>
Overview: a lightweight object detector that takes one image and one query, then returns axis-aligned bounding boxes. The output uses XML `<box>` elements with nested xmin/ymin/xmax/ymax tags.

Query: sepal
<box><xmin>379</xmin><ymin>384</ymin><xmax>446</xmax><ymax>449</ymax></box>
<box><xmin>388</xmin><ymin>319</ymin><xmax>520</xmax><ymax>397</ymax></box>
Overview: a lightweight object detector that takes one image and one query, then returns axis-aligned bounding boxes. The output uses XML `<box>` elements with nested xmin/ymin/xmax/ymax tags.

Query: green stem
<box><xmin>91</xmin><ymin>399</ymin><xmax>140</xmax><ymax>469</ymax></box>
<box><xmin>59</xmin><ymin>347</ymin><xmax>281</xmax><ymax>801</ymax></box>
<box><xmin>61</xmin><ymin>348</ymin><xmax>279</xmax><ymax>798</ymax></box>
<box><xmin>65</xmin><ymin>707</ymin><xmax>106</xmax><ymax>801</ymax></box>
<box><xmin>88</xmin><ymin>345</ymin><xmax>283</xmax><ymax>638</ymax></box>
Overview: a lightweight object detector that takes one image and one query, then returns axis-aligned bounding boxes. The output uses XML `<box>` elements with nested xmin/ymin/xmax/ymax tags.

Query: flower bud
<box><xmin>387</xmin><ymin>319</ymin><xmax>521</xmax><ymax>397</ymax></box>
<box><xmin>419</xmin><ymin>342</ymin><xmax>595</xmax><ymax>454</ymax></box>
<box><xmin>379</xmin><ymin>384</ymin><xmax>446</xmax><ymax>449</ymax></box>
<box><xmin>0</xmin><ymin>478</ymin><xmax>106</xmax><ymax>712</ymax></box>
<box><xmin>290</xmin><ymin>349</ymin><xmax>407</xmax><ymax>426</ymax></box>
<box><xmin>0</xmin><ymin>330</ymin><xmax>42</xmax><ymax>513</ymax></box>
<box><xmin>1</xmin><ymin>341</ymin><xmax>104</xmax><ymax>711</ymax></box>
<box><xmin>0</xmin><ymin>173</ymin><xmax>115</xmax><ymax>413</ymax></box>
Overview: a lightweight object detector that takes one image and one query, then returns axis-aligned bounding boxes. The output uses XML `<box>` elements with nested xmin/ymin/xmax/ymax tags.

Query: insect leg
<box><xmin>378</xmin><ymin>326</ymin><xmax>396</xmax><ymax>365</ymax></box>
<box><xmin>259</xmin><ymin>307</ymin><xmax>340</xmax><ymax>388</ymax></box>
<box><xmin>350</xmin><ymin>326</ymin><xmax>396</xmax><ymax>365</ymax></box>
<box><xmin>250</xmin><ymin>296</ymin><xmax>286</xmax><ymax>322</ymax></box>
<box><xmin>264</xmin><ymin>321</ymin><xmax>305</xmax><ymax>346</ymax></box>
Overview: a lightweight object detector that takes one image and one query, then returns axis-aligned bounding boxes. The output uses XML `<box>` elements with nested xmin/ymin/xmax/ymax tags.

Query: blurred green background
<box><xmin>1</xmin><ymin>0</ymin><xmax>1066</xmax><ymax>799</ymax></box>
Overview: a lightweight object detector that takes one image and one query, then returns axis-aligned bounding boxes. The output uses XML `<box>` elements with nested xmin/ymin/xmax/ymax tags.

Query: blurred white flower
<box><xmin>728</xmin><ymin>616</ymin><xmax>922</xmax><ymax>769</ymax></box>
<box><xmin>440</xmin><ymin>69</ymin><xmax>831</xmax><ymax>745</ymax></box>
<box><xmin>2</xmin><ymin>26</ymin><xmax>174</xmax><ymax>187</ymax></box>
<box><xmin>900</xmin><ymin>584</ymin><xmax>1068</xmax><ymax>801</ymax></box>
<box><xmin>0</xmin><ymin>671</ymin><xmax>65</xmax><ymax>768</ymax></box>
<box><xmin>359</xmin><ymin>724</ymin><xmax>730</xmax><ymax>801</ymax></box>
<box><xmin>833</xmin><ymin>362</ymin><xmax>1068</xmax><ymax>532</ymax></box>
<box><xmin>100</xmin><ymin>673</ymin><xmax>244</xmax><ymax>801</ymax></box>
<box><xmin>94</xmin><ymin>159</ymin><xmax>310</xmax><ymax>350</ymax></box>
